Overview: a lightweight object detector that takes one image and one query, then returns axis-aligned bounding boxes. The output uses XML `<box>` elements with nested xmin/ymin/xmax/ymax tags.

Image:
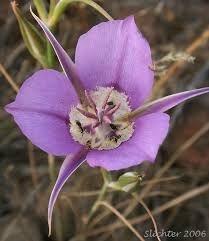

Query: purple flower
<box><xmin>5</xmin><ymin>12</ymin><xmax>209</xmax><ymax>234</ymax></box>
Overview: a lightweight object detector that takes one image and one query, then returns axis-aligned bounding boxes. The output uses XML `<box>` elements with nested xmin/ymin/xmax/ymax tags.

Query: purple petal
<box><xmin>31</xmin><ymin>9</ymin><xmax>86</xmax><ymax>103</ymax></box>
<box><xmin>135</xmin><ymin>87</ymin><xmax>209</xmax><ymax>117</ymax></box>
<box><xmin>48</xmin><ymin>147</ymin><xmax>88</xmax><ymax>236</ymax></box>
<box><xmin>87</xmin><ymin>113</ymin><xmax>169</xmax><ymax>170</ymax></box>
<box><xmin>75</xmin><ymin>16</ymin><xmax>153</xmax><ymax>108</ymax></box>
<box><xmin>5</xmin><ymin>70</ymin><xmax>80</xmax><ymax>155</ymax></box>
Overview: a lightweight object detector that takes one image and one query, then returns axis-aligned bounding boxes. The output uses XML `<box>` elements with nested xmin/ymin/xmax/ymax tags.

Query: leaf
<box><xmin>11</xmin><ymin>2</ymin><xmax>47</xmax><ymax>67</ymax></box>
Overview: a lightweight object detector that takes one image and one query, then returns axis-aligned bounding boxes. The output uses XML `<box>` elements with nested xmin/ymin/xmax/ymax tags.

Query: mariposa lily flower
<box><xmin>5</xmin><ymin>11</ymin><xmax>209</xmax><ymax>234</ymax></box>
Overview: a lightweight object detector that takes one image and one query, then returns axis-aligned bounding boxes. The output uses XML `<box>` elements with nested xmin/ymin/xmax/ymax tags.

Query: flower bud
<box><xmin>108</xmin><ymin>172</ymin><xmax>143</xmax><ymax>192</ymax></box>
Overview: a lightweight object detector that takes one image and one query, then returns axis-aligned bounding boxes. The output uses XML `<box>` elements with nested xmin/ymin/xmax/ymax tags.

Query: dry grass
<box><xmin>1</xmin><ymin>1</ymin><xmax>209</xmax><ymax>241</ymax></box>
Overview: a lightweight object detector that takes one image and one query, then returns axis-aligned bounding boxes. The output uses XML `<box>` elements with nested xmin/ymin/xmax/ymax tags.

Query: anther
<box><xmin>76</xmin><ymin>120</ymin><xmax>84</xmax><ymax>133</ymax></box>
<box><xmin>85</xmin><ymin>90</ymin><xmax>97</xmax><ymax>114</ymax></box>
<box><xmin>110</xmin><ymin>123</ymin><xmax>118</xmax><ymax>130</ymax></box>
<box><xmin>107</xmin><ymin>101</ymin><xmax>114</xmax><ymax>106</ymax></box>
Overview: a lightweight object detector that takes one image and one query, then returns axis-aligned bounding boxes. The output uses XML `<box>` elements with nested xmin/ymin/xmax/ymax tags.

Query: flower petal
<box><xmin>48</xmin><ymin>147</ymin><xmax>88</xmax><ymax>236</ymax></box>
<box><xmin>5</xmin><ymin>70</ymin><xmax>80</xmax><ymax>155</ymax></box>
<box><xmin>75</xmin><ymin>16</ymin><xmax>153</xmax><ymax>108</ymax></box>
<box><xmin>134</xmin><ymin>87</ymin><xmax>209</xmax><ymax>117</ymax></box>
<box><xmin>31</xmin><ymin>9</ymin><xmax>86</xmax><ymax>103</ymax></box>
<box><xmin>87</xmin><ymin>113</ymin><xmax>169</xmax><ymax>170</ymax></box>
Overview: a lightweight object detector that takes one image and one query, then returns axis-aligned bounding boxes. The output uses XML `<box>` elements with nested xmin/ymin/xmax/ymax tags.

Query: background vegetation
<box><xmin>1</xmin><ymin>0</ymin><xmax>209</xmax><ymax>240</ymax></box>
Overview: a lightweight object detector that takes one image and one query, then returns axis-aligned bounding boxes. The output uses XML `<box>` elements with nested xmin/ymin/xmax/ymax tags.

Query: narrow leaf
<box><xmin>11</xmin><ymin>2</ymin><xmax>47</xmax><ymax>67</ymax></box>
<box><xmin>48</xmin><ymin>0</ymin><xmax>113</xmax><ymax>28</ymax></box>
<box><xmin>33</xmin><ymin>0</ymin><xmax>48</xmax><ymax>21</ymax></box>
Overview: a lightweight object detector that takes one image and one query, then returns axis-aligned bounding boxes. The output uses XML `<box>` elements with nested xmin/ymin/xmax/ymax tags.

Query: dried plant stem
<box><xmin>153</xmin><ymin>25</ymin><xmax>209</xmax><ymax>95</ymax></box>
<box><xmin>66</xmin><ymin>175</ymin><xmax>180</xmax><ymax>198</ymax></box>
<box><xmin>89</xmin><ymin>191</ymin><xmax>173</xmax><ymax>229</ymax></box>
<box><xmin>141</xmin><ymin>175</ymin><xmax>182</xmax><ymax>186</ymax></box>
<box><xmin>27</xmin><ymin>141</ymin><xmax>39</xmax><ymax>188</ymax></box>
<box><xmin>0</xmin><ymin>63</ymin><xmax>19</xmax><ymax>93</ymax></box>
<box><xmin>86</xmin><ymin>169</ymin><xmax>110</xmax><ymax>223</ymax></box>
<box><xmin>1</xmin><ymin>63</ymin><xmax>40</xmax><ymax>193</ymax></box>
<box><xmin>48</xmin><ymin>154</ymin><xmax>56</xmax><ymax>183</ymax></box>
<box><xmin>97</xmin><ymin>201</ymin><xmax>146</xmax><ymax>241</ymax></box>
<box><xmin>70</xmin><ymin>122</ymin><xmax>209</xmax><ymax>240</ymax></box>
<box><xmin>122</xmin><ymin>121</ymin><xmax>209</xmax><ymax>217</ymax></box>
<box><xmin>132</xmin><ymin>194</ymin><xmax>162</xmax><ymax>241</ymax></box>
<box><xmin>70</xmin><ymin>181</ymin><xmax>209</xmax><ymax>240</ymax></box>
<box><xmin>133</xmin><ymin>181</ymin><xmax>209</xmax><ymax>225</ymax></box>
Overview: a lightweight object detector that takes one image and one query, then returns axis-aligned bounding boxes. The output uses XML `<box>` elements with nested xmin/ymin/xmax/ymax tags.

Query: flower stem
<box><xmin>33</xmin><ymin>0</ymin><xmax>48</xmax><ymax>22</ymax></box>
<box><xmin>46</xmin><ymin>40</ymin><xmax>56</xmax><ymax>68</ymax></box>
<box><xmin>86</xmin><ymin>168</ymin><xmax>111</xmax><ymax>223</ymax></box>
<box><xmin>48</xmin><ymin>0</ymin><xmax>113</xmax><ymax>29</ymax></box>
<box><xmin>49</xmin><ymin>0</ymin><xmax>56</xmax><ymax>18</ymax></box>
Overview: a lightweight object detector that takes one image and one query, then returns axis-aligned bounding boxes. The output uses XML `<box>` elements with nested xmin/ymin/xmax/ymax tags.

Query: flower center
<box><xmin>69</xmin><ymin>87</ymin><xmax>134</xmax><ymax>150</ymax></box>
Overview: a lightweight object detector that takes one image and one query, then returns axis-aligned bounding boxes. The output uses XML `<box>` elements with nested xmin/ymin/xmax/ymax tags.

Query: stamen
<box><xmin>76</xmin><ymin>120</ymin><xmax>84</xmax><ymax>133</ymax></box>
<box><xmin>85</xmin><ymin>90</ymin><xmax>97</xmax><ymax>114</ymax></box>
<box><xmin>70</xmin><ymin>87</ymin><xmax>134</xmax><ymax>150</ymax></box>
<box><xmin>83</xmin><ymin>124</ymin><xmax>96</xmax><ymax>134</ymax></box>
<box><xmin>103</xmin><ymin>116</ymin><xmax>112</xmax><ymax>124</ymax></box>
<box><xmin>148</xmin><ymin>63</ymin><xmax>156</xmax><ymax>72</ymax></box>
<box><xmin>76</xmin><ymin>108</ymin><xmax>97</xmax><ymax>119</ymax></box>
<box><xmin>102</xmin><ymin>87</ymin><xmax>114</xmax><ymax>109</ymax></box>
<box><xmin>92</xmin><ymin>121</ymin><xmax>100</xmax><ymax>129</ymax></box>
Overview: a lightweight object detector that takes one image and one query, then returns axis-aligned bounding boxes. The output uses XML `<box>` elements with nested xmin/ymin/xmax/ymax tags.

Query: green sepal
<box><xmin>12</xmin><ymin>2</ymin><xmax>47</xmax><ymax>67</ymax></box>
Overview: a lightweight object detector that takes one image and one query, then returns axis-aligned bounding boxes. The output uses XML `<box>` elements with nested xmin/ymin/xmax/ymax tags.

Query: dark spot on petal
<box><xmin>110</xmin><ymin>123</ymin><xmax>118</xmax><ymax>130</ymax></box>
<box><xmin>86</xmin><ymin>140</ymin><xmax>92</xmax><ymax>148</ymax></box>
<box><xmin>76</xmin><ymin>120</ymin><xmax>84</xmax><ymax>133</ymax></box>
<box><xmin>111</xmin><ymin>135</ymin><xmax>121</xmax><ymax>143</ymax></box>
<box><xmin>107</xmin><ymin>101</ymin><xmax>114</xmax><ymax>106</ymax></box>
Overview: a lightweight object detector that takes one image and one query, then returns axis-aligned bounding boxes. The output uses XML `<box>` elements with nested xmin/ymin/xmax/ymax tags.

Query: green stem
<box><xmin>49</xmin><ymin>0</ymin><xmax>56</xmax><ymax>18</ymax></box>
<box><xmin>101</xmin><ymin>168</ymin><xmax>112</xmax><ymax>184</ymax></box>
<box><xmin>86</xmin><ymin>168</ymin><xmax>111</xmax><ymax>223</ymax></box>
<box><xmin>33</xmin><ymin>0</ymin><xmax>48</xmax><ymax>22</ymax></box>
<box><xmin>48</xmin><ymin>0</ymin><xmax>113</xmax><ymax>29</ymax></box>
<box><xmin>46</xmin><ymin>39</ymin><xmax>56</xmax><ymax>68</ymax></box>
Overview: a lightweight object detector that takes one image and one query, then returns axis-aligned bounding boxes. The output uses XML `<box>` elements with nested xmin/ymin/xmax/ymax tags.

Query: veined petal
<box><xmin>5</xmin><ymin>70</ymin><xmax>80</xmax><ymax>155</ymax></box>
<box><xmin>48</xmin><ymin>147</ymin><xmax>89</xmax><ymax>236</ymax></box>
<box><xmin>119</xmin><ymin>87</ymin><xmax>209</xmax><ymax>121</ymax></box>
<box><xmin>31</xmin><ymin>9</ymin><xmax>86</xmax><ymax>103</ymax></box>
<box><xmin>75</xmin><ymin>16</ymin><xmax>153</xmax><ymax>108</ymax></box>
<box><xmin>87</xmin><ymin>113</ymin><xmax>169</xmax><ymax>170</ymax></box>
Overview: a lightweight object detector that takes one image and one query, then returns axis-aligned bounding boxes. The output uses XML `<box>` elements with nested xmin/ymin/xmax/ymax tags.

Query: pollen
<box><xmin>69</xmin><ymin>87</ymin><xmax>134</xmax><ymax>150</ymax></box>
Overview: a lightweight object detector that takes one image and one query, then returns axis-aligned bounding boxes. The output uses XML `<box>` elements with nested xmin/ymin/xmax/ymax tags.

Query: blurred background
<box><xmin>0</xmin><ymin>0</ymin><xmax>209</xmax><ymax>241</ymax></box>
